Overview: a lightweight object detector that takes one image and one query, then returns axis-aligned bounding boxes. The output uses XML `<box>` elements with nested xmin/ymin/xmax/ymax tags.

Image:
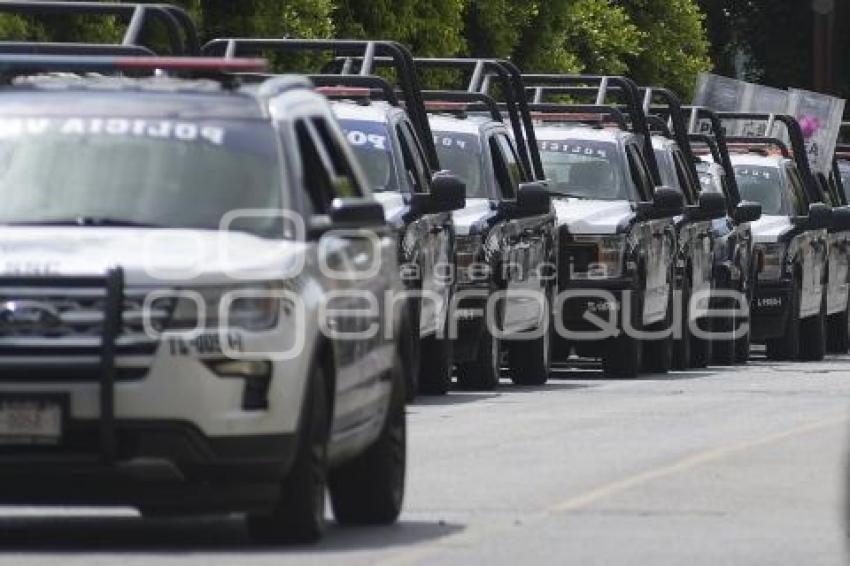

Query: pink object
<box><xmin>798</xmin><ymin>114</ymin><xmax>821</xmax><ymax>138</ymax></box>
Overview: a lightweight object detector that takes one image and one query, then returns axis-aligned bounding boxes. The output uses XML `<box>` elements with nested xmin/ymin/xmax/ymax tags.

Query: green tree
<box><xmin>333</xmin><ymin>0</ymin><xmax>466</xmax><ymax>57</ymax></box>
<box><xmin>621</xmin><ymin>0</ymin><xmax>712</xmax><ymax>97</ymax></box>
<box><xmin>464</xmin><ymin>0</ymin><xmax>538</xmax><ymax>59</ymax></box>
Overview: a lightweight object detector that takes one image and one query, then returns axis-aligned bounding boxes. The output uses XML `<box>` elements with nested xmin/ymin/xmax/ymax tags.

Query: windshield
<box><xmin>734</xmin><ymin>164</ymin><xmax>789</xmax><ymax>215</ymax></box>
<box><xmin>337</xmin><ymin>118</ymin><xmax>396</xmax><ymax>193</ymax></box>
<box><xmin>538</xmin><ymin>139</ymin><xmax>627</xmax><ymax>200</ymax></box>
<box><xmin>695</xmin><ymin>162</ymin><xmax>722</xmax><ymax>194</ymax></box>
<box><xmin>433</xmin><ymin>131</ymin><xmax>486</xmax><ymax>198</ymax></box>
<box><xmin>0</xmin><ymin>116</ymin><xmax>284</xmax><ymax>237</ymax></box>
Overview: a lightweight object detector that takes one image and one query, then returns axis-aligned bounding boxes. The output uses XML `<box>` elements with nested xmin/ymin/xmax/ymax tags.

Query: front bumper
<box><xmin>750</xmin><ymin>279</ymin><xmax>793</xmax><ymax>341</ymax></box>
<box><xmin>0</xmin><ymin>420</ymin><xmax>295</xmax><ymax>513</ymax></box>
<box><xmin>555</xmin><ymin>278</ymin><xmax>638</xmax><ymax>358</ymax></box>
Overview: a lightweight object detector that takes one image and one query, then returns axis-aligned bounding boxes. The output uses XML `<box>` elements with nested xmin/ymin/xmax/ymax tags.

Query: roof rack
<box><xmin>421</xmin><ymin>90</ymin><xmax>503</xmax><ymax>122</ymax></box>
<box><xmin>202</xmin><ymin>38</ymin><xmax>439</xmax><ymax>171</ymax></box>
<box><xmin>410</xmin><ymin>58</ymin><xmax>543</xmax><ymax>181</ymax></box>
<box><xmin>523</xmin><ymin>101</ymin><xmax>629</xmax><ymax>130</ymax></box>
<box><xmin>0</xmin><ymin>54</ymin><xmax>267</xmax><ymax>85</ymax></box>
<box><xmin>521</xmin><ymin>77</ymin><xmax>661</xmax><ymax>185</ymax></box>
<box><xmin>832</xmin><ymin>157</ymin><xmax>848</xmax><ymax>205</ymax></box>
<box><xmin>716</xmin><ymin>112</ymin><xmax>822</xmax><ymax>203</ymax></box>
<box><xmin>682</xmin><ymin>106</ymin><xmax>741</xmax><ymax>204</ymax></box>
<box><xmin>309</xmin><ymin>75</ymin><xmax>400</xmax><ymax>106</ymax></box>
<box><xmin>0</xmin><ymin>2</ymin><xmax>199</xmax><ymax>55</ymax></box>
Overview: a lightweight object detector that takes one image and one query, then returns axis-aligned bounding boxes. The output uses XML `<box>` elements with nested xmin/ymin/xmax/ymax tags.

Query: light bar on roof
<box><xmin>530</xmin><ymin>112</ymin><xmax>608</xmax><ymax>123</ymax></box>
<box><xmin>0</xmin><ymin>54</ymin><xmax>267</xmax><ymax>74</ymax></box>
<box><xmin>315</xmin><ymin>86</ymin><xmax>371</xmax><ymax>98</ymax></box>
<box><xmin>424</xmin><ymin>101</ymin><xmax>469</xmax><ymax>112</ymax></box>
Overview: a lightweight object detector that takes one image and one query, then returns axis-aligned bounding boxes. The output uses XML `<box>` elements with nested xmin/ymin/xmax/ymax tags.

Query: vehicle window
<box><xmin>311</xmin><ymin>117</ymin><xmax>362</xmax><ymax>200</ymax></box>
<box><xmin>401</xmin><ymin>121</ymin><xmax>433</xmax><ymax>190</ymax></box>
<box><xmin>433</xmin><ymin>130</ymin><xmax>486</xmax><ymax>198</ymax></box>
<box><xmin>396</xmin><ymin>122</ymin><xmax>428</xmax><ymax>194</ymax></box>
<box><xmin>672</xmin><ymin>151</ymin><xmax>698</xmax><ymax>205</ymax></box>
<box><xmin>733</xmin><ymin>164</ymin><xmax>793</xmax><ymax>216</ymax></box>
<box><xmin>489</xmin><ymin>136</ymin><xmax>516</xmax><ymax>200</ymax></box>
<box><xmin>0</xmin><ymin>115</ymin><xmax>284</xmax><ymax>237</ymax></box>
<box><xmin>337</xmin><ymin>117</ymin><xmax>397</xmax><ymax>193</ymax></box>
<box><xmin>495</xmin><ymin>134</ymin><xmax>524</xmax><ymax>189</ymax></box>
<box><xmin>295</xmin><ymin>120</ymin><xmax>336</xmax><ymax>214</ymax></box>
<box><xmin>626</xmin><ymin>144</ymin><xmax>653</xmax><ymax>201</ymax></box>
<box><xmin>785</xmin><ymin>166</ymin><xmax>810</xmax><ymax>214</ymax></box>
<box><xmin>839</xmin><ymin>162</ymin><xmax>850</xmax><ymax>202</ymax></box>
<box><xmin>654</xmin><ymin>148</ymin><xmax>680</xmax><ymax>190</ymax></box>
<box><xmin>539</xmin><ymin>139</ymin><xmax>627</xmax><ymax>200</ymax></box>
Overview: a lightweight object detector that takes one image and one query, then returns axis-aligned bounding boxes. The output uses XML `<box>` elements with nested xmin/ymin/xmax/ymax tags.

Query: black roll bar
<box><xmin>0</xmin><ymin>42</ymin><xmax>155</xmax><ymax>56</ymax></box>
<box><xmin>683</xmin><ymin>106</ymin><xmax>742</xmax><ymax>205</ymax></box>
<box><xmin>716</xmin><ymin>112</ymin><xmax>823</xmax><ymax>203</ymax></box>
<box><xmin>421</xmin><ymin>90</ymin><xmax>503</xmax><ymax>123</ymax></box>
<box><xmin>0</xmin><ymin>1</ymin><xmax>199</xmax><ymax>55</ymax></box>
<box><xmin>725</xmin><ymin>136</ymin><xmax>791</xmax><ymax>158</ymax></box>
<box><xmin>523</xmin><ymin>102</ymin><xmax>630</xmax><ymax>131</ymax></box>
<box><xmin>521</xmin><ymin>76</ymin><xmax>661</xmax><ymax>185</ymax></box>
<box><xmin>202</xmin><ymin>38</ymin><xmax>439</xmax><ymax>171</ymax></box>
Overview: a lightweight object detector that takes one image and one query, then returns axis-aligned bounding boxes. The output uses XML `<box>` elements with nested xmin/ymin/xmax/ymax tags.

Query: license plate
<box><xmin>0</xmin><ymin>397</ymin><xmax>63</xmax><ymax>445</ymax></box>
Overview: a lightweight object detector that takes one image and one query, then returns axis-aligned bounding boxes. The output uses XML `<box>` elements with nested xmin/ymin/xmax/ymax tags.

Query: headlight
<box><xmin>756</xmin><ymin>242</ymin><xmax>786</xmax><ymax>281</ymax></box>
<box><xmin>567</xmin><ymin>235</ymin><xmax>627</xmax><ymax>279</ymax></box>
<box><xmin>455</xmin><ymin>234</ymin><xmax>487</xmax><ymax>285</ymax></box>
<box><xmin>161</xmin><ymin>284</ymin><xmax>280</xmax><ymax>332</ymax></box>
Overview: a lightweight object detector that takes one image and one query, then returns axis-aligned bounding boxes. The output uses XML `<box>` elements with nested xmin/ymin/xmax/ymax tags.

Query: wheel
<box><xmin>330</xmin><ymin>348</ymin><xmax>406</xmax><ymax>525</ymax></box>
<box><xmin>456</xmin><ymin>321</ymin><xmax>501</xmax><ymax>390</ymax></box>
<box><xmin>246</xmin><ymin>363</ymin><xmax>329</xmax><ymax>544</ymax></box>
<box><xmin>765</xmin><ymin>279</ymin><xmax>801</xmax><ymax>361</ymax></box>
<box><xmin>671</xmin><ymin>275</ymin><xmax>691</xmax><ymax>370</ymax></box>
<box><xmin>642</xmin><ymin>287</ymin><xmax>673</xmax><ymax>374</ymax></box>
<box><xmin>418</xmin><ymin>312</ymin><xmax>453</xmax><ymax>395</ymax></box>
<box><xmin>799</xmin><ymin>290</ymin><xmax>826</xmax><ymax>361</ymax></box>
<box><xmin>401</xmin><ymin>300</ymin><xmax>421</xmax><ymax>402</ymax></box>
<box><xmin>602</xmin><ymin>291</ymin><xmax>642</xmax><ymax>378</ymax></box>
<box><xmin>506</xmin><ymin>295</ymin><xmax>552</xmax><ymax>386</ymax></box>
<box><xmin>826</xmin><ymin>290</ymin><xmax>850</xmax><ymax>353</ymax></box>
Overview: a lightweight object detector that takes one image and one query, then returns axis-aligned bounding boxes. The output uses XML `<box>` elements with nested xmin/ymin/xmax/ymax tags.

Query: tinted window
<box><xmin>540</xmin><ymin>139</ymin><xmax>627</xmax><ymax>200</ymax></box>
<box><xmin>0</xmin><ymin>116</ymin><xmax>284</xmax><ymax>237</ymax></box>
<box><xmin>433</xmin><ymin>131</ymin><xmax>486</xmax><ymax>198</ymax></box>
<box><xmin>337</xmin><ymin>118</ymin><xmax>396</xmax><ymax>193</ymax></box>
<box><xmin>626</xmin><ymin>145</ymin><xmax>653</xmax><ymax>201</ymax></box>
<box><xmin>734</xmin><ymin>164</ymin><xmax>793</xmax><ymax>216</ymax></box>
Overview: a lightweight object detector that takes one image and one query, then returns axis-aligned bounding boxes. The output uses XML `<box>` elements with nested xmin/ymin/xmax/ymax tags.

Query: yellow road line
<box><xmin>380</xmin><ymin>413</ymin><xmax>849</xmax><ymax>566</ymax></box>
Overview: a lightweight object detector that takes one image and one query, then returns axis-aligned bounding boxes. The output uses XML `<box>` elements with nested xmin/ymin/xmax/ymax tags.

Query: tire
<box><xmin>246</xmin><ymin>363</ymin><xmax>329</xmax><ymax>544</ymax></box>
<box><xmin>456</xmin><ymin>321</ymin><xmax>501</xmax><ymax>390</ymax></box>
<box><xmin>799</xmin><ymin>290</ymin><xmax>827</xmax><ymax>361</ymax></box>
<box><xmin>671</xmin><ymin>276</ymin><xmax>691</xmax><ymax>370</ymax></box>
<box><xmin>401</xmin><ymin>301</ymin><xmax>421</xmax><ymax>402</ymax></box>
<box><xmin>765</xmin><ymin>279</ymin><xmax>801</xmax><ymax>361</ymax></box>
<box><xmin>602</xmin><ymin>290</ymin><xmax>642</xmax><ymax>378</ymax></box>
<box><xmin>826</xmin><ymin>290</ymin><xmax>850</xmax><ymax>353</ymax></box>
<box><xmin>506</xmin><ymin>294</ymin><xmax>552</xmax><ymax>386</ymax></box>
<box><xmin>418</xmin><ymin>313</ymin><xmax>453</xmax><ymax>395</ymax></box>
<box><xmin>330</xmin><ymin>350</ymin><xmax>406</xmax><ymax>525</ymax></box>
<box><xmin>642</xmin><ymin>287</ymin><xmax>673</xmax><ymax>374</ymax></box>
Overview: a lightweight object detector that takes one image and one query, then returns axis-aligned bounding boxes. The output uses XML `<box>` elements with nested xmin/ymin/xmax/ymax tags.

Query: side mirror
<box><xmin>640</xmin><ymin>186</ymin><xmax>684</xmax><ymax>220</ymax></box>
<box><xmin>429</xmin><ymin>173</ymin><xmax>466</xmax><ymax>213</ymax></box>
<box><xmin>328</xmin><ymin>198</ymin><xmax>386</xmax><ymax>227</ymax></box>
<box><xmin>687</xmin><ymin>191</ymin><xmax>726</xmax><ymax>221</ymax></box>
<box><xmin>733</xmin><ymin>200</ymin><xmax>762</xmax><ymax>224</ymax></box>
<box><xmin>802</xmin><ymin>202</ymin><xmax>832</xmax><ymax>230</ymax></box>
<box><xmin>515</xmin><ymin>182</ymin><xmax>551</xmax><ymax>217</ymax></box>
<box><xmin>831</xmin><ymin>206</ymin><xmax>850</xmax><ymax>231</ymax></box>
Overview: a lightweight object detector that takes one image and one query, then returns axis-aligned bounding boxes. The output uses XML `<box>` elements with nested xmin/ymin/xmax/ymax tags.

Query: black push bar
<box><xmin>203</xmin><ymin>38</ymin><xmax>439</xmax><ymax>170</ymax></box>
<box><xmin>0</xmin><ymin>1</ymin><xmax>199</xmax><ymax>55</ymax></box>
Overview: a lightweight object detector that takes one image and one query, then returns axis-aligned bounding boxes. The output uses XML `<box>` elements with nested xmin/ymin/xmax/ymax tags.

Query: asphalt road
<box><xmin>1</xmin><ymin>353</ymin><xmax>849</xmax><ymax>565</ymax></box>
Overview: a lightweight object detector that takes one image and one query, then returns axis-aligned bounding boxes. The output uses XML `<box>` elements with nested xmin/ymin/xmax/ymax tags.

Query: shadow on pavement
<box><xmin>0</xmin><ymin>514</ymin><xmax>464</xmax><ymax>554</ymax></box>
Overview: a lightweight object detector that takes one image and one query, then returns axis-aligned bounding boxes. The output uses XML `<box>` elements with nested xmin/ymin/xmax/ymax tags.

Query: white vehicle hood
<box><xmin>0</xmin><ymin>228</ymin><xmax>307</xmax><ymax>286</ymax></box>
<box><xmin>452</xmin><ymin>198</ymin><xmax>493</xmax><ymax>237</ymax></box>
<box><xmin>750</xmin><ymin>215</ymin><xmax>792</xmax><ymax>244</ymax></box>
<box><xmin>552</xmin><ymin>198</ymin><xmax>634</xmax><ymax>235</ymax></box>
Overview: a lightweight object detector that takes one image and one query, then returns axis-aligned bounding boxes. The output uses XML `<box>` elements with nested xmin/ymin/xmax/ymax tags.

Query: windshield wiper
<box><xmin>545</xmin><ymin>190</ymin><xmax>587</xmax><ymax>199</ymax></box>
<box><xmin>3</xmin><ymin>217</ymin><xmax>166</xmax><ymax>228</ymax></box>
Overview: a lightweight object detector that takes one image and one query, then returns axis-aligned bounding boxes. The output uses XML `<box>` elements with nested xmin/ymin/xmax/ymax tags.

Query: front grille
<box><xmin>0</xmin><ymin>277</ymin><xmax>174</xmax><ymax>381</ymax></box>
<box><xmin>558</xmin><ymin>230</ymin><xmax>598</xmax><ymax>285</ymax></box>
